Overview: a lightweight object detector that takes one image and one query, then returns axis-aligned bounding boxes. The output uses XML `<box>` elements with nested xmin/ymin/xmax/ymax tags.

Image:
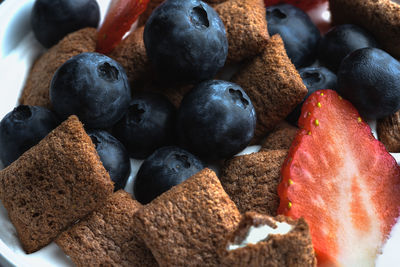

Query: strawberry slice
<box><xmin>265</xmin><ymin>0</ymin><xmax>327</xmax><ymax>11</ymax></box>
<box><xmin>96</xmin><ymin>0</ymin><xmax>149</xmax><ymax>54</ymax></box>
<box><xmin>278</xmin><ymin>89</ymin><xmax>400</xmax><ymax>266</ymax></box>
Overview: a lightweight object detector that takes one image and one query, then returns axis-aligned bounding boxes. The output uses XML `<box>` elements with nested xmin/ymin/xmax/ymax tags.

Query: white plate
<box><xmin>1</xmin><ymin>1</ymin><xmax>400</xmax><ymax>266</ymax></box>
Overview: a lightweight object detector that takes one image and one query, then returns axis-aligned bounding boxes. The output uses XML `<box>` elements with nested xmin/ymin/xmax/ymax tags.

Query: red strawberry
<box><xmin>265</xmin><ymin>0</ymin><xmax>327</xmax><ymax>11</ymax></box>
<box><xmin>278</xmin><ymin>90</ymin><xmax>400</xmax><ymax>266</ymax></box>
<box><xmin>96</xmin><ymin>0</ymin><xmax>149</xmax><ymax>54</ymax></box>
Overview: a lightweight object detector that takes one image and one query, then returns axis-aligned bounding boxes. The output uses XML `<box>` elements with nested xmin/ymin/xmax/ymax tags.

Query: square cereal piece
<box><xmin>232</xmin><ymin>34</ymin><xmax>308</xmax><ymax>140</ymax></box>
<box><xmin>260</xmin><ymin>122</ymin><xmax>298</xmax><ymax>151</ymax></box>
<box><xmin>377</xmin><ymin>110</ymin><xmax>400</xmax><ymax>153</ymax></box>
<box><xmin>219</xmin><ymin>212</ymin><xmax>317</xmax><ymax>267</ymax></box>
<box><xmin>0</xmin><ymin>116</ymin><xmax>113</xmax><ymax>253</ymax></box>
<box><xmin>19</xmin><ymin>28</ymin><xmax>97</xmax><ymax>108</ymax></box>
<box><xmin>56</xmin><ymin>190</ymin><xmax>157</xmax><ymax>267</ymax></box>
<box><xmin>133</xmin><ymin>168</ymin><xmax>241</xmax><ymax>266</ymax></box>
<box><xmin>110</xmin><ymin>26</ymin><xmax>151</xmax><ymax>86</ymax></box>
<box><xmin>330</xmin><ymin>0</ymin><xmax>400</xmax><ymax>58</ymax></box>
<box><xmin>220</xmin><ymin>150</ymin><xmax>288</xmax><ymax>216</ymax></box>
<box><xmin>214</xmin><ymin>0</ymin><xmax>269</xmax><ymax>63</ymax></box>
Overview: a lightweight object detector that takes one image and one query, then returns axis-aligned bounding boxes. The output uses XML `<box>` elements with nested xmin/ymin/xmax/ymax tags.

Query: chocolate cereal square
<box><xmin>133</xmin><ymin>168</ymin><xmax>241</xmax><ymax>266</ymax></box>
<box><xmin>232</xmin><ymin>34</ymin><xmax>308</xmax><ymax>140</ymax></box>
<box><xmin>330</xmin><ymin>0</ymin><xmax>400</xmax><ymax>59</ymax></box>
<box><xmin>56</xmin><ymin>190</ymin><xmax>157</xmax><ymax>267</ymax></box>
<box><xmin>215</xmin><ymin>0</ymin><xmax>269</xmax><ymax>63</ymax></box>
<box><xmin>220</xmin><ymin>150</ymin><xmax>288</xmax><ymax>216</ymax></box>
<box><xmin>261</xmin><ymin>122</ymin><xmax>298</xmax><ymax>151</ymax></box>
<box><xmin>110</xmin><ymin>26</ymin><xmax>151</xmax><ymax>86</ymax></box>
<box><xmin>377</xmin><ymin>110</ymin><xmax>400</xmax><ymax>153</ymax></box>
<box><xmin>219</xmin><ymin>212</ymin><xmax>317</xmax><ymax>267</ymax></box>
<box><xmin>0</xmin><ymin>116</ymin><xmax>113</xmax><ymax>253</ymax></box>
<box><xmin>19</xmin><ymin>28</ymin><xmax>97</xmax><ymax>108</ymax></box>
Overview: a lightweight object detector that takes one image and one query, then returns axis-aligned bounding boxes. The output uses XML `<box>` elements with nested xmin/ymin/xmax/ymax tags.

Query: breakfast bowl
<box><xmin>1</xmin><ymin>0</ymin><xmax>400</xmax><ymax>266</ymax></box>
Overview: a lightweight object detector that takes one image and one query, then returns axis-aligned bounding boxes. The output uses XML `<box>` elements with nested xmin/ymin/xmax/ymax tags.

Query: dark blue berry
<box><xmin>337</xmin><ymin>47</ymin><xmax>400</xmax><ymax>119</ymax></box>
<box><xmin>0</xmin><ymin>105</ymin><xmax>59</xmax><ymax>167</ymax></box>
<box><xmin>144</xmin><ymin>0</ymin><xmax>228</xmax><ymax>83</ymax></box>
<box><xmin>50</xmin><ymin>52</ymin><xmax>131</xmax><ymax>129</ymax></box>
<box><xmin>87</xmin><ymin>130</ymin><xmax>131</xmax><ymax>191</ymax></box>
<box><xmin>113</xmin><ymin>92</ymin><xmax>176</xmax><ymax>159</ymax></box>
<box><xmin>287</xmin><ymin>67</ymin><xmax>337</xmax><ymax>125</ymax></box>
<box><xmin>31</xmin><ymin>0</ymin><xmax>100</xmax><ymax>48</ymax></box>
<box><xmin>134</xmin><ymin>146</ymin><xmax>204</xmax><ymax>204</ymax></box>
<box><xmin>266</xmin><ymin>4</ymin><xmax>320</xmax><ymax>68</ymax></box>
<box><xmin>177</xmin><ymin>80</ymin><xmax>256</xmax><ymax>160</ymax></box>
<box><xmin>318</xmin><ymin>24</ymin><xmax>379</xmax><ymax>72</ymax></box>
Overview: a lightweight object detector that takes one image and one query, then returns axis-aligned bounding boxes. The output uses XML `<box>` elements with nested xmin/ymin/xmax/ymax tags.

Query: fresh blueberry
<box><xmin>318</xmin><ymin>24</ymin><xmax>379</xmax><ymax>72</ymax></box>
<box><xmin>87</xmin><ymin>130</ymin><xmax>131</xmax><ymax>191</ymax></box>
<box><xmin>31</xmin><ymin>0</ymin><xmax>100</xmax><ymax>48</ymax></box>
<box><xmin>177</xmin><ymin>80</ymin><xmax>256</xmax><ymax>160</ymax></box>
<box><xmin>50</xmin><ymin>52</ymin><xmax>131</xmax><ymax>129</ymax></box>
<box><xmin>287</xmin><ymin>67</ymin><xmax>337</xmax><ymax>125</ymax></box>
<box><xmin>144</xmin><ymin>0</ymin><xmax>228</xmax><ymax>83</ymax></box>
<box><xmin>338</xmin><ymin>47</ymin><xmax>400</xmax><ymax>119</ymax></box>
<box><xmin>0</xmin><ymin>105</ymin><xmax>59</xmax><ymax>167</ymax></box>
<box><xmin>266</xmin><ymin>4</ymin><xmax>320</xmax><ymax>68</ymax></box>
<box><xmin>134</xmin><ymin>146</ymin><xmax>204</xmax><ymax>204</ymax></box>
<box><xmin>113</xmin><ymin>92</ymin><xmax>176</xmax><ymax>159</ymax></box>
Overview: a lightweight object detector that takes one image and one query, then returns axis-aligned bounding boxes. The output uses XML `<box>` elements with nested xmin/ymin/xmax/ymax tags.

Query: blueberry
<box><xmin>177</xmin><ymin>80</ymin><xmax>256</xmax><ymax>160</ymax></box>
<box><xmin>144</xmin><ymin>0</ymin><xmax>228</xmax><ymax>83</ymax></box>
<box><xmin>113</xmin><ymin>92</ymin><xmax>176</xmax><ymax>159</ymax></box>
<box><xmin>287</xmin><ymin>67</ymin><xmax>337</xmax><ymax>125</ymax></box>
<box><xmin>50</xmin><ymin>52</ymin><xmax>131</xmax><ymax>129</ymax></box>
<box><xmin>31</xmin><ymin>0</ymin><xmax>100</xmax><ymax>48</ymax></box>
<box><xmin>87</xmin><ymin>130</ymin><xmax>130</xmax><ymax>191</ymax></box>
<box><xmin>134</xmin><ymin>146</ymin><xmax>204</xmax><ymax>204</ymax></box>
<box><xmin>266</xmin><ymin>4</ymin><xmax>320</xmax><ymax>68</ymax></box>
<box><xmin>0</xmin><ymin>105</ymin><xmax>59</xmax><ymax>167</ymax></box>
<box><xmin>337</xmin><ymin>47</ymin><xmax>400</xmax><ymax>119</ymax></box>
<box><xmin>318</xmin><ymin>24</ymin><xmax>379</xmax><ymax>72</ymax></box>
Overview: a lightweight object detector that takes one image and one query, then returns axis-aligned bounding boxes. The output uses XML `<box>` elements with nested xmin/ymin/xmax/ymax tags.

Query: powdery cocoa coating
<box><xmin>133</xmin><ymin>168</ymin><xmax>241</xmax><ymax>266</ymax></box>
<box><xmin>56</xmin><ymin>190</ymin><xmax>157</xmax><ymax>267</ymax></box>
<box><xmin>19</xmin><ymin>28</ymin><xmax>97</xmax><ymax>108</ymax></box>
<box><xmin>0</xmin><ymin>116</ymin><xmax>113</xmax><ymax>253</ymax></box>
<box><xmin>220</xmin><ymin>150</ymin><xmax>288</xmax><ymax>216</ymax></box>
<box><xmin>214</xmin><ymin>0</ymin><xmax>269</xmax><ymax>63</ymax></box>
<box><xmin>261</xmin><ymin>122</ymin><xmax>298</xmax><ymax>151</ymax></box>
<box><xmin>219</xmin><ymin>212</ymin><xmax>317</xmax><ymax>267</ymax></box>
<box><xmin>109</xmin><ymin>26</ymin><xmax>151</xmax><ymax>86</ymax></box>
<box><xmin>377</xmin><ymin>111</ymin><xmax>400</xmax><ymax>153</ymax></box>
<box><xmin>330</xmin><ymin>0</ymin><xmax>400</xmax><ymax>58</ymax></box>
<box><xmin>232</xmin><ymin>34</ymin><xmax>308</xmax><ymax>140</ymax></box>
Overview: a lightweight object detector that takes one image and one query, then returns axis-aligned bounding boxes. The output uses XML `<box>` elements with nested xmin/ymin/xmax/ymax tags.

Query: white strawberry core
<box><xmin>334</xmin><ymin>153</ymin><xmax>382</xmax><ymax>267</ymax></box>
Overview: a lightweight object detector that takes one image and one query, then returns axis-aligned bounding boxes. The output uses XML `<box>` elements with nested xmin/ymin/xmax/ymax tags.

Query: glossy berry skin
<box><xmin>266</xmin><ymin>4</ymin><xmax>320</xmax><ymax>68</ymax></box>
<box><xmin>338</xmin><ymin>47</ymin><xmax>400</xmax><ymax>119</ymax></box>
<box><xmin>287</xmin><ymin>67</ymin><xmax>337</xmax><ymax>125</ymax></box>
<box><xmin>144</xmin><ymin>0</ymin><xmax>228</xmax><ymax>83</ymax></box>
<box><xmin>134</xmin><ymin>146</ymin><xmax>204</xmax><ymax>204</ymax></box>
<box><xmin>177</xmin><ymin>80</ymin><xmax>256</xmax><ymax>160</ymax></box>
<box><xmin>87</xmin><ymin>130</ymin><xmax>131</xmax><ymax>191</ymax></box>
<box><xmin>318</xmin><ymin>24</ymin><xmax>379</xmax><ymax>72</ymax></box>
<box><xmin>31</xmin><ymin>0</ymin><xmax>100</xmax><ymax>48</ymax></box>
<box><xmin>50</xmin><ymin>52</ymin><xmax>131</xmax><ymax>129</ymax></box>
<box><xmin>113</xmin><ymin>92</ymin><xmax>176</xmax><ymax>159</ymax></box>
<box><xmin>0</xmin><ymin>105</ymin><xmax>59</xmax><ymax>167</ymax></box>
